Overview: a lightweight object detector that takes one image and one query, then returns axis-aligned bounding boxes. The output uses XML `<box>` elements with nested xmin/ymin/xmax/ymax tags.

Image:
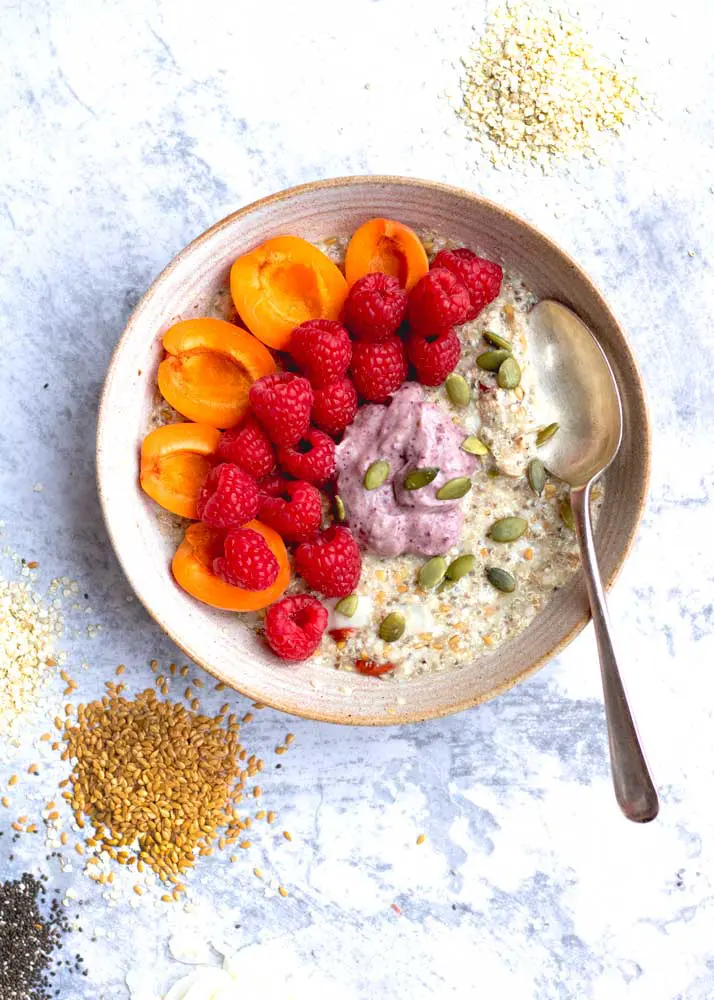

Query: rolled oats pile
<box><xmin>458</xmin><ymin>1</ymin><xmax>642</xmax><ymax>167</ymax></box>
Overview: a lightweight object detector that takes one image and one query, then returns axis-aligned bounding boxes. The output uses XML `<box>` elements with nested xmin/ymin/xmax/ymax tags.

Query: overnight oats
<box><xmin>139</xmin><ymin>218</ymin><xmax>597</xmax><ymax>679</ymax></box>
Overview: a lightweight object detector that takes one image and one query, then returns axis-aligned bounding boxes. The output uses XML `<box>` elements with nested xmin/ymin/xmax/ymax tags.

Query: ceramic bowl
<box><xmin>96</xmin><ymin>176</ymin><xmax>650</xmax><ymax>725</ymax></box>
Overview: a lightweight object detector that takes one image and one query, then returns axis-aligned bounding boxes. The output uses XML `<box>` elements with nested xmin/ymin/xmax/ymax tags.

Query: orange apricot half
<box><xmin>157</xmin><ymin>318</ymin><xmax>277</xmax><ymax>428</ymax></box>
<box><xmin>140</xmin><ymin>422</ymin><xmax>220</xmax><ymax>519</ymax></box>
<box><xmin>344</xmin><ymin>218</ymin><xmax>429</xmax><ymax>292</ymax></box>
<box><xmin>230</xmin><ymin>236</ymin><xmax>348</xmax><ymax>351</ymax></box>
<box><xmin>172</xmin><ymin>520</ymin><xmax>290</xmax><ymax>612</ymax></box>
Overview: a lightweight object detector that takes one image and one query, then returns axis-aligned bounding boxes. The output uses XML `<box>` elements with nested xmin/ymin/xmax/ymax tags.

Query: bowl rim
<box><xmin>96</xmin><ymin>174</ymin><xmax>651</xmax><ymax>725</ymax></box>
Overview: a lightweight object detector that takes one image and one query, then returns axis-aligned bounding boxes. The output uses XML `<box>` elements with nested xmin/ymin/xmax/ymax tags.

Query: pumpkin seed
<box><xmin>445</xmin><ymin>554</ymin><xmax>476</xmax><ymax>582</ymax></box>
<box><xmin>403</xmin><ymin>467</ymin><xmax>439</xmax><ymax>491</ymax></box>
<box><xmin>379</xmin><ymin>612</ymin><xmax>406</xmax><ymax>643</ymax></box>
<box><xmin>536</xmin><ymin>422</ymin><xmax>560</xmax><ymax>447</ymax></box>
<box><xmin>486</xmin><ymin>567</ymin><xmax>516</xmax><ymax>593</ymax></box>
<box><xmin>527</xmin><ymin>458</ymin><xmax>547</xmax><ymax>496</ymax></box>
<box><xmin>418</xmin><ymin>556</ymin><xmax>447</xmax><ymax>590</ymax></box>
<box><xmin>335</xmin><ymin>594</ymin><xmax>358</xmax><ymax>617</ymax></box>
<box><xmin>436</xmin><ymin>477</ymin><xmax>472</xmax><ymax>501</ymax></box>
<box><xmin>486</xmin><ymin>468</ymin><xmax>501</xmax><ymax>479</ymax></box>
<box><xmin>559</xmin><ymin>496</ymin><xmax>575</xmax><ymax>531</ymax></box>
<box><xmin>488</xmin><ymin>516</ymin><xmax>528</xmax><ymax>543</ymax></box>
<box><xmin>364</xmin><ymin>460</ymin><xmax>390</xmax><ymax>490</ymax></box>
<box><xmin>334</xmin><ymin>495</ymin><xmax>346</xmax><ymax>522</ymax></box>
<box><xmin>445</xmin><ymin>373</ymin><xmax>470</xmax><ymax>407</ymax></box>
<box><xmin>476</xmin><ymin>349</ymin><xmax>511</xmax><ymax>371</ymax></box>
<box><xmin>483</xmin><ymin>330</ymin><xmax>513</xmax><ymax>351</ymax></box>
<box><xmin>497</xmin><ymin>356</ymin><xmax>521</xmax><ymax>389</ymax></box>
<box><xmin>462</xmin><ymin>436</ymin><xmax>489</xmax><ymax>456</ymax></box>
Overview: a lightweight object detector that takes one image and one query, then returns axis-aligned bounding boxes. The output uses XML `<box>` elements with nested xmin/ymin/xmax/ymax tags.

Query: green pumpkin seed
<box><xmin>486</xmin><ymin>468</ymin><xmax>501</xmax><ymax>479</ymax></box>
<box><xmin>404</xmin><ymin>467</ymin><xmax>439</xmax><ymax>491</ymax></box>
<box><xmin>488</xmin><ymin>516</ymin><xmax>528</xmax><ymax>543</ymax></box>
<box><xmin>536</xmin><ymin>422</ymin><xmax>560</xmax><ymax>447</ymax></box>
<box><xmin>559</xmin><ymin>496</ymin><xmax>575</xmax><ymax>531</ymax></box>
<box><xmin>445</xmin><ymin>554</ymin><xmax>476</xmax><ymax>582</ymax></box>
<box><xmin>527</xmin><ymin>458</ymin><xmax>547</xmax><ymax>496</ymax></box>
<box><xmin>462</xmin><ymin>436</ymin><xmax>489</xmax><ymax>456</ymax></box>
<box><xmin>334</xmin><ymin>594</ymin><xmax>358</xmax><ymax>617</ymax></box>
<box><xmin>476</xmin><ymin>349</ymin><xmax>511</xmax><ymax>372</ymax></box>
<box><xmin>497</xmin><ymin>356</ymin><xmax>521</xmax><ymax>389</ymax></box>
<box><xmin>436</xmin><ymin>477</ymin><xmax>472</xmax><ymax>501</ymax></box>
<box><xmin>418</xmin><ymin>556</ymin><xmax>447</xmax><ymax>591</ymax></box>
<box><xmin>379</xmin><ymin>612</ymin><xmax>406</xmax><ymax>643</ymax></box>
<box><xmin>445</xmin><ymin>373</ymin><xmax>470</xmax><ymax>407</ymax></box>
<box><xmin>364</xmin><ymin>460</ymin><xmax>390</xmax><ymax>490</ymax></box>
<box><xmin>483</xmin><ymin>330</ymin><xmax>513</xmax><ymax>351</ymax></box>
<box><xmin>334</xmin><ymin>495</ymin><xmax>346</xmax><ymax>523</ymax></box>
<box><xmin>486</xmin><ymin>567</ymin><xmax>516</xmax><ymax>593</ymax></box>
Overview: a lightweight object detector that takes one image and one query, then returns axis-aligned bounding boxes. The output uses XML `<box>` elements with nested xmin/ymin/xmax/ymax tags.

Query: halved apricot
<box><xmin>140</xmin><ymin>422</ymin><xmax>221</xmax><ymax>519</ymax></box>
<box><xmin>172</xmin><ymin>520</ymin><xmax>290</xmax><ymax>612</ymax></box>
<box><xmin>230</xmin><ymin>236</ymin><xmax>348</xmax><ymax>351</ymax></box>
<box><xmin>344</xmin><ymin>218</ymin><xmax>429</xmax><ymax>292</ymax></box>
<box><xmin>157</xmin><ymin>318</ymin><xmax>277</xmax><ymax>428</ymax></box>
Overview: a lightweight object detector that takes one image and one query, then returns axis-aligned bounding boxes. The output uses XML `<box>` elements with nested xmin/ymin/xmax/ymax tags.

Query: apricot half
<box><xmin>344</xmin><ymin>218</ymin><xmax>429</xmax><ymax>292</ymax></box>
<box><xmin>172</xmin><ymin>520</ymin><xmax>290</xmax><ymax>612</ymax></box>
<box><xmin>157</xmin><ymin>318</ymin><xmax>277</xmax><ymax>428</ymax></box>
<box><xmin>140</xmin><ymin>422</ymin><xmax>221</xmax><ymax>519</ymax></box>
<box><xmin>230</xmin><ymin>236</ymin><xmax>348</xmax><ymax>351</ymax></box>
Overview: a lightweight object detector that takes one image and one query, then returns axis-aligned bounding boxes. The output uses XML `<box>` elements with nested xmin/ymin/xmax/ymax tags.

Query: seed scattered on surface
<box><xmin>379</xmin><ymin>612</ymin><xmax>406</xmax><ymax>643</ymax></box>
<box><xmin>285</xmin><ymin>733</ymin><xmax>295</xmax><ymax>745</ymax></box>
<box><xmin>445</xmin><ymin>373</ymin><xmax>470</xmax><ymax>407</ymax></box>
<box><xmin>283</xmin><ymin>830</ymin><xmax>293</xmax><ymax>842</ymax></box>
<box><xmin>488</xmin><ymin>516</ymin><xmax>528</xmax><ymax>542</ymax></box>
<box><xmin>334</xmin><ymin>494</ymin><xmax>346</xmax><ymax>522</ymax></box>
<box><xmin>8</xmin><ymin>774</ymin><xmax>18</xmax><ymax>787</ymax></box>
<box><xmin>446</xmin><ymin>554</ymin><xmax>476</xmax><ymax>582</ymax></box>
<box><xmin>436</xmin><ymin>477</ymin><xmax>472</xmax><ymax>501</ymax></box>
<box><xmin>278</xmin><ymin>886</ymin><xmax>289</xmax><ymax>898</ymax></box>
<box><xmin>559</xmin><ymin>496</ymin><xmax>575</xmax><ymax>531</ymax></box>
<box><xmin>527</xmin><ymin>458</ymin><xmax>547</xmax><ymax>496</ymax></box>
<box><xmin>536</xmin><ymin>422</ymin><xmax>560</xmax><ymax>447</ymax></box>
<box><xmin>416</xmin><ymin>833</ymin><xmax>427</xmax><ymax>845</ymax></box>
<box><xmin>335</xmin><ymin>594</ymin><xmax>358</xmax><ymax>617</ymax></box>
<box><xmin>483</xmin><ymin>330</ymin><xmax>512</xmax><ymax>351</ymax></box>
<box><xmin>403</xmin><ymin>467</ymin><xmax>439</xmax><ymax>491</ymax></box>
<box><xmin>497</xmin><ymin>356</ymin><xmax>521</xmax><ymax>389</ymax></box>
<box><xmin>486</xmin><ymin>567</ymin><xmax>517</xmax><ymax>593</ymax></box>
<box><xmin>364</xmin><ymin>460</ymin><xmax>391</xmax><ymax>490</ymax></box>
<box><xmin>477</xmin><ymin>349</ymin><xmax>511</xmax><ymax>372</ymax></box>
<box><xmin>462</xmin><ymin>436</ymin><xmax>489</xmax><ymax>456</ymax></box>
<box><xmin>418</xmin><ymin>556</ymin><xmax>447</xmax><ymax>591</ymax></box>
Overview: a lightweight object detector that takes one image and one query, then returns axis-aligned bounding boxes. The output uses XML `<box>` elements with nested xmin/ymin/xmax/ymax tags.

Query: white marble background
<box><xmin>1</xmin><ymin>0</ymin><xmax>713</xmax><ymax>997</ymax></box>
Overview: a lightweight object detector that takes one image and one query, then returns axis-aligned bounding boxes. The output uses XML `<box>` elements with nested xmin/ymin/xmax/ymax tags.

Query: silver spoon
<box><xmin>528</xmin><ymin>300</ymin><xmax>658</xmax><ymax>823</ymax></box>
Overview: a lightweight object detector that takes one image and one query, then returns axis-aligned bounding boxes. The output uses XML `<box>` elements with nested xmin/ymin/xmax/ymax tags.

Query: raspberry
<box><xmin>407</xmin><ymin>269</ymin><xmax>471</xmax><ymax>336</ymax></box>
<box><xmin>294</xmin><ymin>526</ymin><xmax>361</xmax><ymax>597</ymax></box>
<box><xmin>217</xmin><ymin>416</ymin><xmax>276</xmax><ymax>480</ymax></box>
<box><xmin>350</xmin><ymin>337</ymin><xmax>407</xmax><ymax>403</ymax></box>
<box><xmin>290</xmin><ymin>320</ymin><xmax>352</xmax><ymax>388</ymax></box>
<box><xmin>311</xmin><ymin>377</ymin><xmax>358</xmax><ymax>436</ymax></box>
<box><xmin>249</xmin><ymin>373</ymin><xmax>313</xmax><ymax>447</ymax></box>
<box><xmin>278</xmin><ymin>427</ymin><xmax>336</xmax><ymax>486</ymax></box>
<box><xmin>213</xmin><ymin>527</ymin><xmax>279</xmax><ymax>590</ymax></box>
<box><xmin>264</xmin><ymin>595</ymin><xmax>329</xmax><ymax>661</ymax></box>
<box><xmin>196</xmin><ymin>463</ymin><xmax>260</xmax><ymax>529</ymax></box>
<box><xmin>258</xmin><ymin>479</ymin><xmax>323</xmax><ymax>543</ymax></box>
<box><xmin>431</xmin><ymin>248</ymin><xmax>503</xmax><ymax>321</ymax></box>
<box><xmin>342</xmin><ymin>273</ymin><xmax>408</xmax><ymax>342</ymax></box>
<box><xmin>407</xmin><ymin>328</ymin><xmax>462</xmax><ymax>386</ymax></box>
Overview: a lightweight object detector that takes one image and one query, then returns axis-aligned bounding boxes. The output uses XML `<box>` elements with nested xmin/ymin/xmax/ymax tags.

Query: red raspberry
<box><xmin>342</xmin><ymin>273</ymin><xmax>408</xmax><ymax>342</ymax></box>
<box><xmin>196</xmin><ymin>463</ymin><xmax>260</xmax><ymax>529</ymax></box>
<box><xmin>311</xmin><ymin>377</ymin><xmax>358</xmax><ymax>436</ymax></box>
<box><xmin>213</xmin><ymin>527</ymin><xmax>279</xmax><ymax>590</ymax></box>
<box><xmin>216</xmin><ymin>416</ymin><xmax>276</xmax><ymax>480</ymax></box>
<box><xmin>407</xmin><ymin>269</ymin><xmax>470</xmax><ymax>336</ymax></box>
<box><xmin>289</xmin><ymin>320</ymin><xmax>352</xmax><ymax>388</ymax></box>
<box><xmin>278</xmin><ymin>427</ymin><xmax>336</xmax><ymax>486</ymax></box>
<box><xmin>264</xmin><ymin>594</ymin><xmax>329</xmax><ymax>661</ymax></box>
<box><xmin>431</xmin><ymin>248</ymin><xmax>503</xmax><ymax>321</ymax></box>
<box><xmin>407</xmin><ymin>329</ymin><xmax>462</xmax><ymax>386</ymax></box>
<box><xmin>258</xmin><ymin>479</ymin><xmax>323</xmax><ymax>543</ymax></box>
<box><xmin>294</xmin><ymin>526</ymin><xmax>361</xmax><ymax>597</ymax></box>
<box><xmin>249</xmin><ymin>373</ymin><xmax>313</xmax><ymax>447</ymax></box>
<box><xmin>350</xmin><ymin>337</ymin><xmax>407</xmax><ymax>403</ymax></box>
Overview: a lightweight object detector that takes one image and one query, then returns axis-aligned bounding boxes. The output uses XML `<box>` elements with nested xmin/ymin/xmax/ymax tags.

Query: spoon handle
<box><xmin>570</xmin><ymin>484</ymin><xmax>659</xmax><ymax>823</ymax></box>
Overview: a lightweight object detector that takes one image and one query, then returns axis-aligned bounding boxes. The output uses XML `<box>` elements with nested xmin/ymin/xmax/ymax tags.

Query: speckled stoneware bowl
<box><xmin>97</xmin><ymin>176</ymin><xmax>650</xmax><ymax>725</ymax></box>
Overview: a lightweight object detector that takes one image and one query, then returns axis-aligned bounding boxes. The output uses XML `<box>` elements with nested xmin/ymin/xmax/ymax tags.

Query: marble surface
<box><xmin>1</xmin><ymin>0</ymin><xmax>714</xmax><ymax>997</ymax></box>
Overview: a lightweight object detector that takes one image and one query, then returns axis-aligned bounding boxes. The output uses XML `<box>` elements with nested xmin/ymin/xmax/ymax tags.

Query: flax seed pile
<box><xmin>458</xmin><ymin>1</ymin><xmax>642</xmax><ymax>166</ymax></box>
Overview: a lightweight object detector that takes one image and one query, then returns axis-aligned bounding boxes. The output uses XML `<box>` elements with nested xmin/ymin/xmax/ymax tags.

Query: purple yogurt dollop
<box><xmin>335</xmin><ymin>383</ymin><xmax>476</xmax><ymax>557</ymax></box>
